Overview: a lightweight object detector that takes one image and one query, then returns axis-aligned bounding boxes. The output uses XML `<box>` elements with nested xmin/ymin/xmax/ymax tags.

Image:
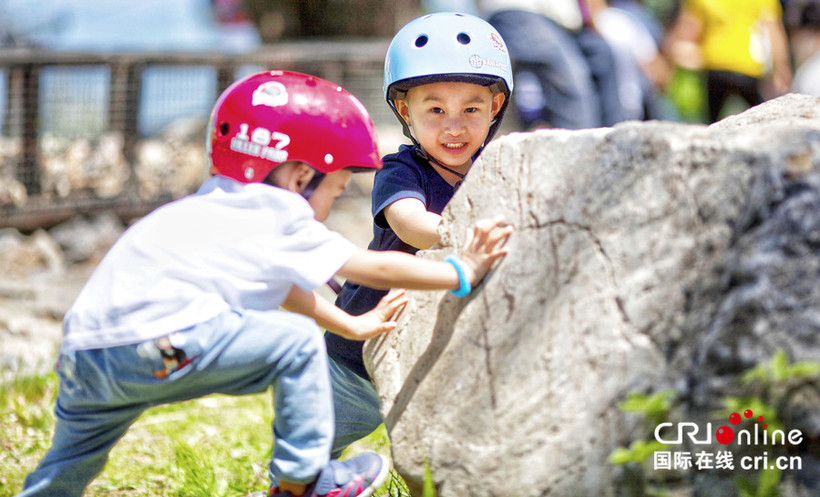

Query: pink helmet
<box><xmin>208</xmin><ymin>70</ymin><xmax>382</xmax><ymax>183</ymax></box>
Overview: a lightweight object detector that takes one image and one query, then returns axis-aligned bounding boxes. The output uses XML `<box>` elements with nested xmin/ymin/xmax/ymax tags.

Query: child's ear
<box><xmin>491</xmin><ymin>92</ymin><xmax>506</xmax><ymax>118</ymax></box>
<box><xmin>395</xmin><ymin>99</ymin><xmax>412</xmax><ymax>125</ymax></box>
<box><xmin>267</xmin><ymin>162</ymin><xmax>315</xmax><ymax>193</ymax></box>
<box><xmin>293</xmin><ymin>163</ymin><xmax>316</xmax><ymax>192</ymax></box>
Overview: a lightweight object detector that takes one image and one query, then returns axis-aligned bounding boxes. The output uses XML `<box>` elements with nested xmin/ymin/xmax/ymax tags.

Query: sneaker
<box><xmin>270</xmin><ymin>452</ymin><xmax>390</xmax><ymax>497</ymax></box>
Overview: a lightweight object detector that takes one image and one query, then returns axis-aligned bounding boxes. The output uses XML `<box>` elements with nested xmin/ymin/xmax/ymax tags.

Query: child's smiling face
<box><xmin>396</xmin><ymin>81</ymin><xmax>505</xmax><ymax>171</ymax></box>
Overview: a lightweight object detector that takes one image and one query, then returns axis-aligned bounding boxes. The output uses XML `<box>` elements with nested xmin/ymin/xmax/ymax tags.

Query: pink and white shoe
<box><xmin>269</xmin><ymin>452</ymin><xmax>390</xmax><ymax>497</ymax></box>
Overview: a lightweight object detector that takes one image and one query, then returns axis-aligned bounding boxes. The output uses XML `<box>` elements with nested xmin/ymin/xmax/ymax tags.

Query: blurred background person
<box><xmin>586</xmin><ymin>0</ymin><xmax>680</xmax><ymax>121</ymax></box>
<box><xmin>664</xmin><ymin>0</ymin><xmax>792</xmax><ymax>123</ymax></box>
<box><xmin>784</xmin><ymin>0</ymin><xmax>820</xmax><ymax>96</ymax></box>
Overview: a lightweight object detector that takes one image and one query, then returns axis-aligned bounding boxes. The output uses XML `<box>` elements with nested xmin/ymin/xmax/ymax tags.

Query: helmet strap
<box><xmin>413</xmin><ymin>146</ymin><xmax>466</xmax><ymax>179</ymax></box>
<box><xmin>300</xmin><ymin>171</ymin><xmax>326</xmax><ymax>200</ymax></box>
<box><xmin>410</xmin><ymin>145</ymin><xmax>468</xmax><ymax>189</ymax></box>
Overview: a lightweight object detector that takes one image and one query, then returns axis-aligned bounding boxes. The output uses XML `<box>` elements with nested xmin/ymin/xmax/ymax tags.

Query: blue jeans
<box><xmin>17</xmin><ymin>310</ymin><xmax>333</xmax><ymax>497</ymax></box>
<box><xmin>265</xmin><ymin>356</ymin><xmax>381</xmax><ymax>488</ymax></box>
<box><xmin>328</xmin><ymin>357</ymin><xmax>382</xmax><ymax>459</ymax></box>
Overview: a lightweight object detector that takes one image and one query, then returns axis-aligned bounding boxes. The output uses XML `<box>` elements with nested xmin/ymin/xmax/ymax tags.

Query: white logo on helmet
<box><xmin>469</xmin><ymin>54</ymin><xmax>508</xmax><ymax>71</ymax></box>
<box><xmin>252</xmin><ymin>82</ymin><xmax>289</xmax><ymax>107</ymax></box>
<box><xmin>230</xmin><ymin>123</ymin><xmax>290</xmax><ymax>164</ymax></box>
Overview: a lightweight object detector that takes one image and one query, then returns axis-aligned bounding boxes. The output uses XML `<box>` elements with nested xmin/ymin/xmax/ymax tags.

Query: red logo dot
<box><xmin>716</xmin><ymin>426</ymin><xmax>735</xmax><ymax>445</ymax></box>
<box><xmin>729</xmin><ymin>412</ymin><xmax>741</xmax><ymax>425</ymax></box>
<box><xmin>744</xmin><ymin>409</ymin><xmax>754</xmax><ymax>418</ymax></box>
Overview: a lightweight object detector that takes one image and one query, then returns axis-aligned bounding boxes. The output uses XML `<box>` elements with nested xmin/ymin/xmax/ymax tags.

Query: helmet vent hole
<box><xmin>219</xmin><ymin>122</ymin><xmax>230</xmax><ymax>135</ymax></box>
<box><xmin>457</xmin><ymin>32</ymin><xmax>471</xmax><ymax>45</ymax></box>
<box><xmin>414</xmin><ymin>35</ymin><xmax>428</xmax><ymax>47</ymax></box>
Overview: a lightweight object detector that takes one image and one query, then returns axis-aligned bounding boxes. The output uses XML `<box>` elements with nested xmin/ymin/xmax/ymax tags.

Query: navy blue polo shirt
<box><xmin>325</xmin><ymin>145</ymin><xmax>456</xmax><ymax>379</ymax></box>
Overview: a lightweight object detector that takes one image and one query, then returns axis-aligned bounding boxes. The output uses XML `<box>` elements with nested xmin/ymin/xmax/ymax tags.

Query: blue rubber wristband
<box><xmin>444</xmin><ymin>255</ymin><xmax>472</xmax><ymax>298</ymax></box>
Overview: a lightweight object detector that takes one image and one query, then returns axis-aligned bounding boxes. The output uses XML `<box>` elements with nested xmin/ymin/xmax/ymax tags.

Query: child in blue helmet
<box><xmin>325</xmin><ymin>12</ymin><xmax>514</xmax><ymax>458</ymax></box>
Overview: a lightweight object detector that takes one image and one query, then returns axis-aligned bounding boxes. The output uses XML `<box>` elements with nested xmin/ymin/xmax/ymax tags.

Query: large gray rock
<box><xmin>364</xmin><ymin>94</ymin><xmax>820</xmax><ymax>497</ymax></box>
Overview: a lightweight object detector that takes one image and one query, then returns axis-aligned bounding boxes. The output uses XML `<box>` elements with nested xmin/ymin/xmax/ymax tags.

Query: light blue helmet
<box><xmin>384</xmin><ymin>12</ymin><xmax>514</xmax><ymax>146</ymax></box>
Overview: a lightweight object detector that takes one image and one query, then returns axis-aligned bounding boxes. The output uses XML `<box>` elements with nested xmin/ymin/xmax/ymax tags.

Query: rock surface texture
<box><xmin>364</xmin><ymin>94</ymin><xmax>820</xmax><ymax>497</ymax></box>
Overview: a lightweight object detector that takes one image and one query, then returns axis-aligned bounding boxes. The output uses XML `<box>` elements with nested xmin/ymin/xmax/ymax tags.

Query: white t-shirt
<box><xmin>63</xmin><ymin>175</ymin><xmax>356</xmax><ymax>351</ymax></box>
<box><xmin>794</xmin><ymin>52</ymin><xmax>820</xmax><ymax>97</ymax></box>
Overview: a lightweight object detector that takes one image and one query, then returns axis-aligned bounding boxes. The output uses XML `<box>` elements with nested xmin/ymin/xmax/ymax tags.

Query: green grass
<box><xmin>0</xmin><ymin>371</ymin><xmax>409</xmax><ymax>497</ymax></box>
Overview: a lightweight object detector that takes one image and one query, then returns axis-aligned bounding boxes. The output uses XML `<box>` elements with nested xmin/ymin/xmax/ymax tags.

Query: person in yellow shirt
<box><xmin>666</xmin><ymin>0</ymin><xmax>792</xmax><ymax>123</ymax></box>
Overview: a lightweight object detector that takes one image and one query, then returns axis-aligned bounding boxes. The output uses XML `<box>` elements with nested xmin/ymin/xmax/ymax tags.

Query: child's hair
<box><xmin>208</xmin><ymin>70</ymin><xmax>382</xmax><ymax>187</ymax></box>
<box><xmin>383</xmin><ymin>12</ymin><xmax>514</xmax><ymax>150</ymax></box>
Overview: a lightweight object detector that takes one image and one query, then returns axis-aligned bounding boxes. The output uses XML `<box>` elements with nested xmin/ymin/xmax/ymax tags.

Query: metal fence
<box><xmin>0</xmin><ymin>40</ymin><xmax>391</xmax><ymax>230</ymax></box>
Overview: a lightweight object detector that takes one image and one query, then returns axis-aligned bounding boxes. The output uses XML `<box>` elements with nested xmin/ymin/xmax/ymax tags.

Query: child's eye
<box><xmin>465</xmin><ymin>107</ymin><xmax>478</xmax><ymax>113</ymax></box>
<box><xmin>430</xmin><ymin>107</ymin><xmax>444</xmax><ymax>114</ymax></box>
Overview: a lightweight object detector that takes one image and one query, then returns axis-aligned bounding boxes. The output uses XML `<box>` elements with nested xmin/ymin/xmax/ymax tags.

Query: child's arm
<box><xmin>338</xmin><ymin>216</ymin><xmax>512</xmax><ymax>292</ymax></box>
<box><xmin>282</xmin><ymin>286</ymin><xmax>408</xmax><ymax>341</ymax></box>
<box><xmin>383</xmin><ymin>198</ymin><xmax>442</xmax><ymax>250</ymax></box>
<box><xmin>283</xmin><ymin>217</ymin><xmax>511</xmax><ymax>340</ymax></box>
<box><xmin>763</xmin><ymin>15</ymin><xmax>792</xmax><ymax>95</ymax></box>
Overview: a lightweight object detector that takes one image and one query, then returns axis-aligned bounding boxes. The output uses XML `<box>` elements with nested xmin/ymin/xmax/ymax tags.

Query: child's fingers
<box><xmin>472</xmin><ymin>217</ymin><xmax>508</xmax><ymax>241</ymax></box>
<box><xmin>378</xmin><ymin>289</ymin><xmax>408</xmax><ymax>320</ymax></box>
<box><xmin>468</xmin><ymin>219</ymin><xmax>492</xmax><ymax>249</ymax></box>
<box><xmin>463</xmin><ymin>225</ymin><xmax>476</xmax><ymax>249</ymax></box>
<box><xmin>385</xmin><ymin>290</ymin><xmax>408</xmax><ymax>311</ymax></box>
<box><xmin>362</xmin><ymin>321</ymin><xmax>398</xmax><ymax>340</ymax></box>
<box><xmin>486</xmin><ymin>224</ymin><xmax>514</xmax><ymax>250</ymax></box>
<box><xmin>390</xmin><ymin>300</ymin><xmax>408</xmax><ymax>322</ymax></box>
<box><xmin>469</xmin><ymin>222</ymin><xmax>512</xmax><ymax>255</ymax></box>
<box><xmin>488</xmin><ymin>247</ymin><xmax>510</xmax><ymax>264</ymax></box>
<box><xmin>477</xmin><ymin>215</ymin><xmax>506</xmax><ymax>232</ymax></box>
<box><xmin>393</xmin><ymin>288</ymin><xmax>407</xmax><ymax>299</ymax></box>
<box><xmin>387</xmin><ymin>296</ymin><xmax>408</xmax><ymax>321</ymax></box>
<box><xmin>376</xmin><ymin>288</ymin><xmax>404</xmax><ymax>307</ymax></box>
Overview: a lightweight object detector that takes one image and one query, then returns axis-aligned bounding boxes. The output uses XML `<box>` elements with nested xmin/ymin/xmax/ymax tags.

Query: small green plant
<box><xmin>740</xmin><ymin>350</ymin><xmax>820</xmax><ymax>385</ymax></box>
<box><xmin>618</xmin><ymin>390</ymin><xmax>676</xmax><ymax>428</ymax></box>
<box><xmin>422</xmin><ymin>457</ymin><xmax>437</xmax><ymax>497</ymax></box>
<box><xmin>609</xmin><ymin>439</ymin><xmax>669</xmax><ymax>466</ymax></box>
<box><xmin>609</xmin><ymin>389</ymin><xmax>675</xmax><ymax>465</ymax></box>
<box><xmin>376</xmin><ymin>470</ymin><xmax>411</xmax><ymax>497</ymax></box>
<box><xmin>736</xmin><ymin>466</ymin><xmax>781</xmax><ymax>497</ymax></box>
